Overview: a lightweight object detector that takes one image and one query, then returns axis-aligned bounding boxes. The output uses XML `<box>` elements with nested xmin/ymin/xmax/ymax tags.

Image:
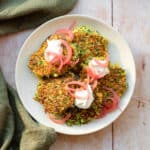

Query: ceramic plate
<box><xmin>15</xmin><ymin>15</ymin><xmax>136</xmax><ymax>135</ymax></box>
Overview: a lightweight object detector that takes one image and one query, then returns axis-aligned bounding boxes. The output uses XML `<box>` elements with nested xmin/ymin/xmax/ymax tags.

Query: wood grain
<box><xmin>0</xmin><ymin>0</ymin><xmax>150</xmax><ymax>149</ymax></box>
<box><xmin>0</xmin><ymin>30</ymin><xmax>32</xmax><ymax>87</ymax></box>
<box><xmin>113</xmin><ymin>0</ymin><xmax>150</xmax><ymax>150</ymax></box>
<box><xmin>51</xmin><ymin>126</ymin><xmax>112</xmax><ymax>150</ymax></box>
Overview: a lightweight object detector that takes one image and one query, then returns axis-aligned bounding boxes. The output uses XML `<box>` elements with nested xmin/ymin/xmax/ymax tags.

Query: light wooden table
<box><xmin>0</xmin><ymin>0</ymin><xmax>150</xmax><ymax>150</ymax></box>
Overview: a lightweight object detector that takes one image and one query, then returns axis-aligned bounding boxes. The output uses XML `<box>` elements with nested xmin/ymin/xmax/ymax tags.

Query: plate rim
<box><xmin>15</xmin><ymin>14</ymin><xmax>136</xmax><ymax>135</ymax></box>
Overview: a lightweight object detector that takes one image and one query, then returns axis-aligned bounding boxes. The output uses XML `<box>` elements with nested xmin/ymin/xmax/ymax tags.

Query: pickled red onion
<box><xmin>66</xmin><ymin>81</ymin><xmax>87</xmax><ymax>89</ymax></box>
<box><xmin>48</xmin><ymin>113</ymin><xmax>71</xmax><ymax>124</ymax></box>
<box><xmin>91</xmin><ymin>80</ymin><xmax>98</xmax><ymax>89</ymax></box>
<box><xmin>66</xmin><ymin>81</ymin><xmax>90</xmax><ymax>100</ymax></box>
<box><xmin>103</xmin><ymin>87</ymin><xmax>120</xmax><ymax>113</ymax></box>
<box><xmin>96</xmin><ymin>87</ymin><xmax>120</xmax><ymax>118</ymax></box>
<box><xmin>61</xmin><ymin>40</ymin><xmax>72</xmax><ymax>65</ymax></box>
<box><xmin>46</xmin><ymin>40</ymin><xmax>73</xmax><ymax>72</ymax></box>
<box><xmin>94</xmin><ymin>55</ymin><xmax>109</xmax><ymax>68</ymax></box>
<box><xmin>55</xmin><ymin>29</ymin><xmax>74</xmax><ymax>41</ymax></box>
<box><xmin>86</xmin><ymin>66</ymin><xmax>103</xmax><ymax>82</ymax></box>
<box><xmin>68</xmin><ymin>21</ymin><xmax>76</xmax><ymax>30</ymax></box>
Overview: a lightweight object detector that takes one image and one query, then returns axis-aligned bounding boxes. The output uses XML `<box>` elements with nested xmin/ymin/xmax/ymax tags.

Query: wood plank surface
<box><xmin>0</xmin><ymin>0</ymin><xmax>149</xmax><ymax>149</ymax></box>
<box><xmin>113</xmin><ymin>0</ymin><xmax>150</xmax><ymax>150</ymax></box>
<box><xmin>0</xmin><ymin>30</ymin><xmax>32</xmax><ymax>87</ymax></box>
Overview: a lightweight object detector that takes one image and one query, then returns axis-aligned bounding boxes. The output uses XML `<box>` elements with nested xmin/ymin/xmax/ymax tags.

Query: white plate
<box><xmin>15</xmin><ymin>15</ymin><xmax>136</xmax><ymax>135</ymax></box>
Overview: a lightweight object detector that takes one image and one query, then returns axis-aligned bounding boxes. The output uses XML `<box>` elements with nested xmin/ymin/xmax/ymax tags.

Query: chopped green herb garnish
<box><xmin>38</xmin><ymin>60</ymin><xmax>44</xmax><ymax>66</ymax></box>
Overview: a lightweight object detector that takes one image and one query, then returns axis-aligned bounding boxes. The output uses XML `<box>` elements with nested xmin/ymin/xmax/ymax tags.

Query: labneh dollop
<box><xmin>88</xmin><ymin>58</ymin><xmax>109</xmax><ymax>77</ymax></box>
<box><xmin>74</xmin><ymin>85</ymin><xmax>94</xmax><ymax>109</ymax></box>
<box><xmin>44</xmin><ymin>39</ymin><xmax>62</xmax><ymax>62</ymax></box>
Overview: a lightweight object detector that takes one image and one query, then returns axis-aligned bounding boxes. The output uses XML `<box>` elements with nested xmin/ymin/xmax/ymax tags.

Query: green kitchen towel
<box><xmin>0</xmin><ymin>69</ymin><xmax>56</xmax><ymax>150</ymax></box>
<box><xmin>0</xmin><ymin>0</ymin><xmax>77</xmax><ymax>35</ymax></box>
<box><xmin>0</xmin><ymin>70</ymin><xmax>14</xmax><ymax>150</ymax></box>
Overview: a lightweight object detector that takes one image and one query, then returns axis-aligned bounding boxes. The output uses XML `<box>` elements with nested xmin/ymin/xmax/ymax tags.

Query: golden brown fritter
<box><xmin>28</xmin><ymin>35</ymin><xmax>76</xmax><ymax>78</ymax></box>
<box><xmin>96</xmin><ymin>65</ymin><xmax>128</xmax><ymax>97</ymax></box>
<box><xmin>34</xmin><ymin>75</ymin><xmax>76</xmax><ymax>115</ymax></box>
<box><xmin>28</xmin><ymin>26</ymin><xmax>108</xmax><ymax>78</ymax></box>
<box><xmin>66</xmin><ymin>65</ymin><xmax>127</xmax><ymax>126</ymax></box>
<box><xmin>29</xmin><ymin>26</ymin><xmax>128</xmax><ymax>126</ymax></box>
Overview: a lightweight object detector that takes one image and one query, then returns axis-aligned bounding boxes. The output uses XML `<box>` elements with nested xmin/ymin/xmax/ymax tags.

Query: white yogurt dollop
<box><xmin>88</xmin><ymin>59</ymin><xmax>109</xmax><ymax>77</ymax></box>
<box><xmin>75</xmin><ymin>85</ymin><xmax>94</xmax><ymax>109</ymax></box>
<box><xmin>44</xmin><ymin>39</ymin><xmax>62</xmax><ymax>62</ymax></box>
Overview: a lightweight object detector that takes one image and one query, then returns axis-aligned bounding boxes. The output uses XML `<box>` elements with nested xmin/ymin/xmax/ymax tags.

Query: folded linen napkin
<box><xmin>0</xmin><ymin>69</ymin><xmax>56</xmax><ymax>150</ymax></box>
<box><xmin>0</xmin><ymin>0</ymin><xmax>77</xmax><ymax>35</ymax></box>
